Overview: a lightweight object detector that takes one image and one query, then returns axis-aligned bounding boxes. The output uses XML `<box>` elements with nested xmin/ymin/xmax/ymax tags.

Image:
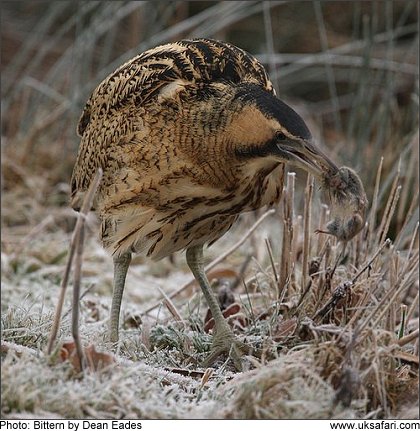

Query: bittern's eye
<box><xmin>276</xmin><ymin>131</ymin><xmax>287</xmax><ymax>141</ymax></box>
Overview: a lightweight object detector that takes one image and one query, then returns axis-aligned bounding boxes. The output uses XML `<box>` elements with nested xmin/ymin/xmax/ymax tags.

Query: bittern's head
<box><xmin>228</xmin><ymin>83</ymin><xmax>338</xmax><ymax>181</ymax></box>
<box><xmin>225</xmin><ymin>83</ymin><xmax>367</xmax><ymax>241</ymax></box>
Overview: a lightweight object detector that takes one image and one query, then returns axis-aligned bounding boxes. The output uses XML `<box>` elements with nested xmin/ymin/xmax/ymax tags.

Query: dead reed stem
<box><xmin>394</xmin><ymin>190</ymin><xmax>419</xmax><ymax>249</ymax></box>
<box><xmin>72</xmin><ymin>223</ymin><xmax>85</xmax><ymax>371</ymax></box>
<box><xmin>365</xmin><ymin>157</ymin><xmax>383</xmax><ymax>260</ymax></box>
<box><xmin>157</xmin><ymin>286</ymin><xmax>185</xmax><ymax>325</ymax></box>
<box><xmin>265</xmin><ymin>238</ymin><xmax>278</xmax><ymax>283</ymax></box>
<box><xmin>316</xmin><ymin>204</ymin><xmax>330</xmax><ymax>256</ymax></box>
<box><xmin>279</xmin><ymin>172</ymin><xmax>295</xmax><ymax>300</ymax></box>
<box><xmin>335</xmin><ymin>239</ymin><xmax>391</xmax><ymax>343</ymax></box>
<box><xmin>376</xmin><ymin>160</ymin><xmax>400</xmax><ymax>246</ymax></box>
<box><xmin>359</xmin><ymin>259</ymin><xmax>418</xmax><ymax>338</ymax></box>
<box><xmin>302</xmin><ymin>175</ymin><xmax>314</xmax><ymax>293</ymax></box>
<box><xmin>396</xmin><ymin>136</ymin><xmax>418</xmax><ymax>230</ymax></box>
<box><xmin>352</xmin><ymin>238</ymin><xmax>391</xmax><ymax>283</ymax></box>
<box><xmin>397</xmin><ymin>329</ymin><xmax>419</xmax><ymax>347</ymax></box>
<box><xmin>46</xmin><ymin>168</ymin><xmax>103</xmax><ymax>355</ymax></box>
<box><xmin>379</xmin><ymin>185</ymin><xmax>401</xmax><ymax>246</ymax></box>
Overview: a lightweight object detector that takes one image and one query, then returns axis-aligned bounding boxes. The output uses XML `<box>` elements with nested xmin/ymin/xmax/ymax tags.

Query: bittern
<box><xmin>71</xmin><ymin>38</ymin><xmax>366</xmax><ymax>368</ymax></box>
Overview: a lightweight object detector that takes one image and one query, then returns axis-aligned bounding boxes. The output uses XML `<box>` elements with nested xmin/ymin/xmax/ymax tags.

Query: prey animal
<box><xmin>71</xmin><ymin>38</ymin><xmax>366</xmax><ymax>369</ymax></box>
<box><xmin>318</xmin><ymin>166</ymin><xmax>368</xmax><ymax>241</ymax></box>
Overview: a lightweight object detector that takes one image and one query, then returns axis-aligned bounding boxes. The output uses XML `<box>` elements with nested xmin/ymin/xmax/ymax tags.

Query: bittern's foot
<box><xmin>202</xmin><ymin>325</ymin><xmax>251</xmax><ymax>371</ymax></box>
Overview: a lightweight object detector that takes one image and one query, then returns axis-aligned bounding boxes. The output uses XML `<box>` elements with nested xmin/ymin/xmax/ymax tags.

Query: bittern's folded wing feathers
<box><xmin>71</xmin><ymin>38</ymin><xmax>274</xmax><ymax>208</ymax></box>
<box><xmin>77</xmin><ymin>38</ymin><xmax>274</xmax><ymax>138</ymax></box>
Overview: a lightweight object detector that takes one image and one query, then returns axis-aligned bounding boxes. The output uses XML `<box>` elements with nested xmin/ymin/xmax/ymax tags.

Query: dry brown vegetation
<box><xmin>1</xmin><ymin>1</ymin><xmax>418</xmax><ymax>420</ymax></box>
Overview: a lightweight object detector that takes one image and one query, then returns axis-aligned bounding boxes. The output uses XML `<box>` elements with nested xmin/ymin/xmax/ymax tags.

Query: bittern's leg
<box><xmin>110</xmin><ymin>252</ymin><xmax>132</xmax><ymax>343</ymax></box>
<box><xmin>186</xmin><ymin>245</ymin><xmax>249</xmax><ymax>370</ymax></box>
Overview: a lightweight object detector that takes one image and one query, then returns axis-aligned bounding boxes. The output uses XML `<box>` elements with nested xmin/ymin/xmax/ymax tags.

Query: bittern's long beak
<box><xmin>277</xmin><ymin>138</ymin><xmax>339</xmax><ymax>180</ymax></box>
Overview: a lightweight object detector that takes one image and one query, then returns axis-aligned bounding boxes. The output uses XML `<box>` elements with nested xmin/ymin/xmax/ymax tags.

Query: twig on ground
<box><xmin>157</xmin><ymin>286</ymin><xmax>185</xmax><ymax>325</ymax></box>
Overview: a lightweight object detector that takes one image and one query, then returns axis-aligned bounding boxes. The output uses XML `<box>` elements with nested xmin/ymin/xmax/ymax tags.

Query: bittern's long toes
<box><xmin>201</xmin><ymin>326</ymin><xmax>251</xmax><ymax>371</ymax></box>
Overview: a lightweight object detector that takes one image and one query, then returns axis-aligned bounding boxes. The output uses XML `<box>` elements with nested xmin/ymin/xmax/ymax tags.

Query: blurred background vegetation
<box><xmin>1</xmin><ymin>0</ymin><xmax>418</xmax><ymax>237</ymax></box>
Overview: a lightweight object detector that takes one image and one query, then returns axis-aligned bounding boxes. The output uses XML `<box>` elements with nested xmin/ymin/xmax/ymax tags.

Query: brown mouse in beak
<box><xmin>317</xmin><ymin>166</ymin><xmax>368</xmax><ymax>241</ymax></box>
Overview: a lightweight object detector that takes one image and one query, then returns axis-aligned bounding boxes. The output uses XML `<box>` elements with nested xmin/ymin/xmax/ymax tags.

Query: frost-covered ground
<box><xmin>2</xmin><ymin>167</ymin><xmax>418</xmax><ymax>420</ymax></box>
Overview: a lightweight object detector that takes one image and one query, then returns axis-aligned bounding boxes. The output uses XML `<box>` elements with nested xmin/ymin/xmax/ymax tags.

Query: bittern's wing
<box><xmin>71</xmin><ymin>38</ymin><xmax>274</xmax><ymax>207</ymax></box>
<box><xmin>77</xmin><ymin>39</ymin><xmax>274</xmax><ymax>137</ymax></box>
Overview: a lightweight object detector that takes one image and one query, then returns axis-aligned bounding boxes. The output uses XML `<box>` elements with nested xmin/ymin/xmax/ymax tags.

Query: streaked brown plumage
<box><xmin>71</xmin><ymin>38</ymin><xmax>366</xmax><ymax>369</ymax></box>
